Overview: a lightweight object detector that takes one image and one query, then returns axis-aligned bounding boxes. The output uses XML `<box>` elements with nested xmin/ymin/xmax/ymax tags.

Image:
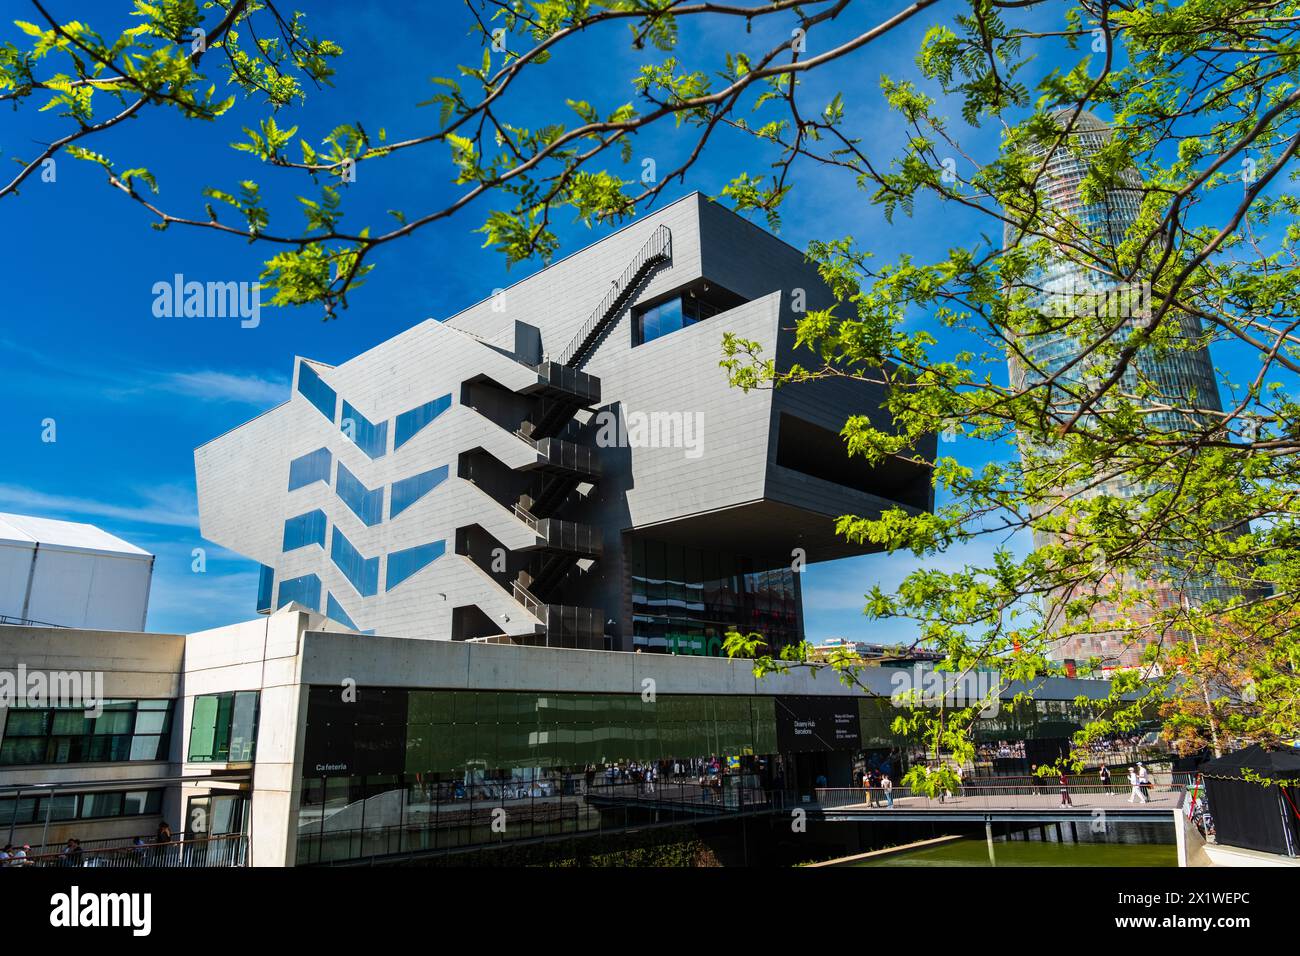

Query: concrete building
<box><xmin>0</xmin><ymin>512</ymin><xmax>154</xmax><ymax>631</ymax></box>
<box><xmin>195</xmin><ymin>193</ymin><xmax>933</xmax><ymax>654</ymax></box>
<box><xmin>0</xmin><ymin>607</ymin><xmax>1120</xmax><ymax>866</ymax></box>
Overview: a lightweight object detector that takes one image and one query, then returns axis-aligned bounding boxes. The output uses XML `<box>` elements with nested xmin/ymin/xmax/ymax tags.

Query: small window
<box><xmin>296</xmin><ymin>362</ymin><xmax>337</xmax><ymax>422</ymax></box>
<box><xmin>188</xmin><ymin>691</ymin><xmax>260</xmax><ymax>763</ymax></box>
<box><xmin>336</xmin><ymin>463</ymin><xmax>384</xmax><ymax>527</ymax></box>
<box><xmin>341</xmin><ymin>401</ymin><xmax>389</xmax><ymax>460</ymax></box>
<box><xmin>331</xmin><ymin>528</ymin><xmax>379</xmax><ymax>597</ymax></box>
<box><xmin>395</xmin><ymin>395</ymin><xmax>452</xmax><ymax>449</ymax></box>
<box><xmin>633</xmin><ymin>281</ymin><xmax>746</xmax><ymax>346</ymax></box>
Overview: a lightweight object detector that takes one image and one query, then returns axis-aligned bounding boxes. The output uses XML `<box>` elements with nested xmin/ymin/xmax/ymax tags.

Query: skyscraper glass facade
<box><xmin>1007</xmin><ymin>111</ymin><xmax>1236</xmax><ymax>663</ymax></box>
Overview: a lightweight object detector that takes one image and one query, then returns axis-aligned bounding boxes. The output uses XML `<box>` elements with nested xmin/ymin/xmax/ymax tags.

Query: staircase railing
<box><xmin>556</xmin><ymin>225</ymin><xmax>672</xmax><ymax>367</ymax></box>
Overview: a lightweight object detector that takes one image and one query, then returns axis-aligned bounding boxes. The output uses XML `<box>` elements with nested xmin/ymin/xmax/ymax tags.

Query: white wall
<box><xmin>25</xmin><ymin>549</ymin><xmax>152</xmax><ymax>631</ymax></box>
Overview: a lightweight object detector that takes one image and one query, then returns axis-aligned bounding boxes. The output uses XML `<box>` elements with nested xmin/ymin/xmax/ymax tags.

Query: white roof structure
<box><xmin>0</xmin><ymin>512</ymin><xmax>153</xmax><ymax>558</ymax></box>
<box><xmin>0</xmin><ymin>512</ymin><xmax>154</xmax><ymax>631</ymax></box>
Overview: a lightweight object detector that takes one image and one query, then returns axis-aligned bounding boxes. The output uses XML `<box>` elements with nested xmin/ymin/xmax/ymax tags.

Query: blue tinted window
<box><xmin>282</xmin><ymin>509</ymin><xmax>327</xmax><ymax>552</ymax></box>
<box><xmin>288</xmin><ymin>448</ymin><xmax>332</xmax><ymax>491</ymax></box>
<box><xmin>331</xmin><ymin>528</ymin><xmax>379</xmax><ymax>597</ymax></box>
<box><xmin>635</xmin><ymin>295</ymin><xmax>721</xmax><ymax>345</ymax></box>
<box><xmin>278</xmin><ymin>573</ymin><xmax>321</xmax><ymax>611</ymax></box>
<box><xmin>394</xmin><ymin>394</ymin><xmax>452</xmax><ymax>449</ymax></box>
<box><xmin>256</xmin><ymin>565</ymin><xmax>274</xmax><ymax>613</ymax></box>
<box><xmin>386</xmin><ymin>541</ymin><xmax>446</xmax><ymax>591</ymax></box>
<box><xmin>336</xmin><ymin>463</ymin><xmax>384</xmax><ymax>527</ymax></box>
<box><xmin>325</xmin><ymin>592</ymin><xmax>360</xmax><ymax>631</ymax></box>
<box><xmin>636</xmin><ymin>297</ymin><xmax>684</xmax><ymax>345</ymax></box>
<box><xmin>297</xmin><ymin>362</ymin><xmax>337</xmax><ymax>422</ymax></box>
<box><xmin>390</xmin><ymin>465</ymin><xmax>449</xmax><ymax>518</ymax></box>
<box><xmin>341</xmin><ymin>401</ymin><xmax>388</xmax><ymax>460</ymax></box>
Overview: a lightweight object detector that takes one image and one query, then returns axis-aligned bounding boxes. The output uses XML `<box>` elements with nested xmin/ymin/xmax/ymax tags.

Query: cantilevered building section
<box><xmin>196</xmin><ymin>193</ymin><xmax>933</xmax><ymax>654</ymax></box>
<box><xmin>1004</xmin><ymin>111</ymin><xmax>1232</xmax><ymax>666</ymax></box>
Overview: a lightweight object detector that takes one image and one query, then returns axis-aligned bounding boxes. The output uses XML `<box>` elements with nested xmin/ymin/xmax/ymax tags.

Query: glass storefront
<box><xmin>626</xmin><ymin>536</ymin><xmax>801</xmax><ymax>655</ymax></box>
<box><xmin>292</xmin><ymin>684</ymin><xmax>1120</xmax><ymax>864</ymax></box>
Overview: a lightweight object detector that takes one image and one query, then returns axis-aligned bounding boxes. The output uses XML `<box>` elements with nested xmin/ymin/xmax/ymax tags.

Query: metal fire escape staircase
<box><xmin>475</xmin><ymin>226</ymin><xmax>672</xmax><ymax>648</ymax></box>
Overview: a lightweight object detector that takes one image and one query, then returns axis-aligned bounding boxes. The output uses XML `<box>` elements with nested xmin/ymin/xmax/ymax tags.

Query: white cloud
<box><xmin>155</xmin><ymin>369</ymin><xmax>287</xmax><ymax>406</ymax></box>
<box><xmin>0</xmin><ymin>483</ymin><xmax>199</xmax><ymax>529</ymax></box>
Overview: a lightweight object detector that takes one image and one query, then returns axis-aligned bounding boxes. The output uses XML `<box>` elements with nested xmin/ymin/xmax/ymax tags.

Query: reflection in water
<box><xmin>854</xmin><ymin>829</ymin><xmax>1176</xmax><ymax>867</ymax></box>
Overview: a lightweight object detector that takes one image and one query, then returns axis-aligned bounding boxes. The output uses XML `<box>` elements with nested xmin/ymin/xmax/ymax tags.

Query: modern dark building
<box><xmin>196</xmin><ymin>193</ymin><xmax>934</xmax><ymax>655</ymax></box>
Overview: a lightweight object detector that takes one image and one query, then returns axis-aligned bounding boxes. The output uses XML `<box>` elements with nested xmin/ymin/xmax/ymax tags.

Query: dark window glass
<box><xmin>0</xmin><ymin>701</ymin><xmax>173</xmax><ymax>767</ymax></box>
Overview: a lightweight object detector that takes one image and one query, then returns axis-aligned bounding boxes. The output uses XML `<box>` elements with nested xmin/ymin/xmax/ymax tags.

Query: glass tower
<box><xmin>1005</xmin><ymin>110</ymin><xmax>1232</xmax><ymax>667</ymax></box>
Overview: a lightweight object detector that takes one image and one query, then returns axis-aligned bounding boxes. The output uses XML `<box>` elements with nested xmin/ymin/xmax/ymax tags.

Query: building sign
<box><xmin>302</xmin><ymin>685</ymin><xmax>408</xmax><ymax>776</ymax></box>
<box><xmin>774</xmin><ymin>695</ymin><xmax>861</xmax><ymax>753</ymax></box>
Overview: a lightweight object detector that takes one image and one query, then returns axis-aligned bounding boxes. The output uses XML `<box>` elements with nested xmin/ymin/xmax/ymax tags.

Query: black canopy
<box><xmin>1199</xmin><ymin>744</ymin><xmax>1300</xmax><ymax>779</ymax></box>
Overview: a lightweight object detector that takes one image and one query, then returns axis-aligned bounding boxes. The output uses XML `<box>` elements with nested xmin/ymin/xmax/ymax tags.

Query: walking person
<box><xmin>862</xmin><ymin>769</ymin><xmax>873</xmax><ymax>807</ymax></box>
<box><xmin>1127</xmin><ymin>767</ymin><xmax>1142</xmax><ymax>804</ymax></box>
<box><xmin>953</xmin><ymin>763</ymin><xmax>964</xmax><ymax>798</ymax></box>
<box><xmin>1059</xmin><ymin>771</ymin><xmax>1073</xmax><ymax>806</ymax></box>
<box><xmin>882</xmin><ymin>774</ymin><xmax>894</xmax><ymax>809</ymax></box>
<box><xmin>1137</xmin><ymin>763</ymin><xmax>1151</xmax><ymax>804</ymax></box>
<box><xmin>1098</xmin><ymin>764</ymin><xmax>1111</xmax><ymax>794</ymax></box>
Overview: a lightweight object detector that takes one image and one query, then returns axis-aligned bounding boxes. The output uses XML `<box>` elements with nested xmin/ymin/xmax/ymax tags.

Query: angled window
<box><xmin>331</xmin><ymin>528</ymin><xmax>379</xmax><ymax>597</ymax></box>
<box><xmin>386</xmin><ymin>540</ymin><xmax>446</xmax><ymax>591</ymax></box>
<box><xmin>188</xmin><ymin>691</ymin><xmax>259</xmax><ymax>763</ymax></box>
<box><xmin>336</xmin><ymin>462</ymin><xmax>384</xmax><ymax>527</ymax></box>
<box><xmin>288</xmin><ymin>447</ymin><xmax>332</xmax><ymax>490</ymax></box>
<box><xmin>297</xmin><ymin>362</ymin><xmax>337</xmax><ymax>422</ymax></box>
<box><xmin>390</xmin><ymin>465</ymin><xmax>449</xmax><ymax>518</ymax></box>
<box><xmin>394</xmin><ymin>394</ymin><xmax>452</xmax><ymax>449</ymax></box>
<box><xmin>341</xmin><ymin>400</ymin><xmax>389</xmax><ymax>460</ymax></box>
<box><xmin>282</xmin><ymin>509</ymin><xmax>327</xmax><ymax>552</ymax></box>
<box><xmin>277</xmin><ymin>573</ymin><xmax>321</xmax><ymax>612</ymax></box>
<box><xmin>325</xmin><ymin>592</ymin><xmax>360</xmax><ymax>631</ymax></box>
<box><xmin>256</xmin><ymin>565</ymin><xmax>274</xmax><ymax>613</ymax></box>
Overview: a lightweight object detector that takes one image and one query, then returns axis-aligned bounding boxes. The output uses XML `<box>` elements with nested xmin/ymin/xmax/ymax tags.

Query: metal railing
<box><xmin>0</xmin><ymin>614</ymin><xmax>67</xmax><ymax>627</ymax></box>
<box><xmin>296</xmin><ymin>777</ymin><xmax>785</xmax><ymax>865</ymax></box>
<box><xmin>7</xmin><ymin>833</ymin><xmax>248</xmax><ymax>868</ymax></box>
<box><xmin>814</xmin><ymin>782</ymin><xmax>1186</xmax><ymax>811</ymax></box>
<box><xmin>557</xmin><ymin>225</ymin><xmax>672</xmax><ymax>367</ymax></box>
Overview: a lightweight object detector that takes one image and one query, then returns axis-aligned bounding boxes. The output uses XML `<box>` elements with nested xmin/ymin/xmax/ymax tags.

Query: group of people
<box><xmin>861</xmin><ymin>768</ymin><xmax>895</xmax><ymax>808</ymax></box>
<box><xmin>0</xmin><ymin>843</ymin><xmax>31</xmax><ymax>866</ymax></box>
<box><xmin>1</xmin><ymin>822</ymin><xmax>178</xmax><ymax>869</ymax></box>
<box><xmin>1055</xmin><ymin>762</ymin><xmax>1155</xmax><ymax>806</ymax></box>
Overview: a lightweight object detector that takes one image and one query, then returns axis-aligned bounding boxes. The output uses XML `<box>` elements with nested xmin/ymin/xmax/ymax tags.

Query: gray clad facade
<box><xmin>195</xmin><ymin>193</ymin><xmax>933</xmax><ymax>654</ymax></box>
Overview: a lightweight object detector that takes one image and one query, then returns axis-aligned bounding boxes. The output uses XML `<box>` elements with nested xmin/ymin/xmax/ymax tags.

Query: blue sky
<box><xmin>0</xmin><ymin>2</ymin><xmax>1260</xmax><ymax>641</ymax></box>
